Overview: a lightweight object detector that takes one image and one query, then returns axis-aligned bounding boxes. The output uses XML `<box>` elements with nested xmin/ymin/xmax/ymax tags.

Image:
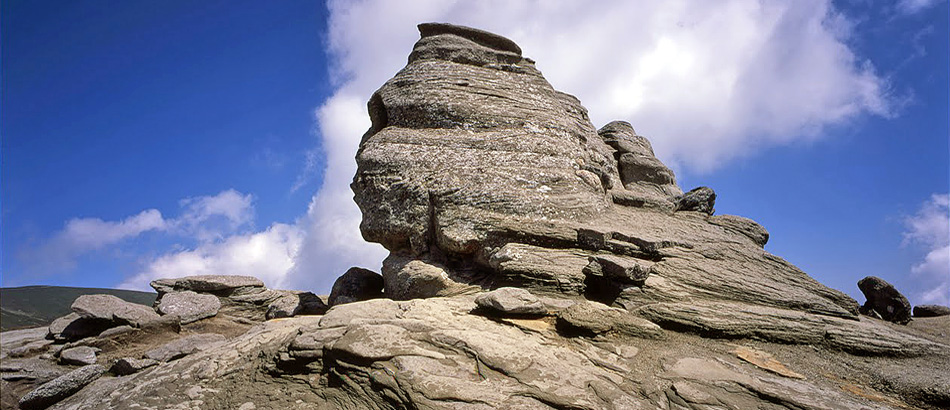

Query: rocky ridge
<box><xmin>2</xmin><ymin>23</ymin><xmax>948</xmax><ymax>410</ymax></box>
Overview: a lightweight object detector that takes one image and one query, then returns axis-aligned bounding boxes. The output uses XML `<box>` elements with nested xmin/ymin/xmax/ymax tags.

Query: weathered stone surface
<box><xmin>708</xmin><ymin>214</ymin><xmax>769</xmax><ymax>247</ymax></box>
<box><xmin>71</xmin><ymin>294</ymin><xmax>160</xmax><ymax>327</ymax></box>
<box><xmin>474</xmin><ymin>287</ymin><xmax>547</xmax><ymax>316</ymax></box>
<box><xmin>156</xmin><ymin>290</ymin><xmax>221</xmax><ymax>324</ymax></box>
<box><xmin>583</xmin><ymin>254</ymin><xmax>652</xmax><ymax>285</ymax></box>
<box><xmin>265</xmin><ymin>291</ymin><xmax>327</xmax><ymax>319</ymax></box>
<box><xmin>557</xmin><ymin>300</ymin><xmax>663</xmax><ymax>339</ymax></box>
<box><xmin>144</xmin><ymin>333</ymin><xmax>226</xmax><ymax>362</ymax></box>
<box><xmin>914</xmin><ymin>304</ymin><xmax>950</xmax><ymax>318</ymax></box>
<box><xmin>0</xmin><ymin>358</ymin><xmax>65</xmax><ymax>383</ymax></box>
<box><xmin>0</xmin><ymin>328</ymin><xmax>52</xmax><ymax>360</ymax></box>
<box><xmin>381</xmin><ymin>254</ymin><xmax>479</xmax><ymax>300</ymax></box>
<box><xmin>637</xmin><ymin>301</ymin><xmax>945</xmax><ymax>356</ymax></box>
<box><xmin>59</xmin><ymin>346</ymin><xmax>98</xmax><ymax>366</ymax></box>
<box><xmin>110</xmin><ymin>357</ymin><xmax>158</xmax><ymax>376</ymax></box>
<box><xmin>328</xmin><ymin>267</ymin><xmax>384</xmax><ymax>306</ymax></box>
<box><xmin>150</xmin><ymin>275</ymin><xmax>264</xmax><ymax>295</ymax></box>
<box><xmin>858</xmin><ymin>276</ymin><xmax>912</xmax><ymax>324</ymax></box>
<box><xmin>599</xmin><ymin>121</ymin><xmax>681</xmax><ymax>198</ymax></box>
<box><xmin>18</xmin><ymin>364</ymin><xmax>104</xmax><ymax>410</ymax></box>
<box><xmin>675</xmin><ymin>186</ymin><xmax>717</xmax><ymax>215</ymax></box>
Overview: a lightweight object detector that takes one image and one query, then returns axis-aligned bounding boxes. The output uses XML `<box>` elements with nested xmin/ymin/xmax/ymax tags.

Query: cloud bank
<box><xmin>93</xmin><ymin>0</ymin><xmax>896</xmax><ymax>293</ymax></box>
<box><xmin>903</xmin><ymin>194</ymin><xmax>950</xmax><ymax>305</ymax></box>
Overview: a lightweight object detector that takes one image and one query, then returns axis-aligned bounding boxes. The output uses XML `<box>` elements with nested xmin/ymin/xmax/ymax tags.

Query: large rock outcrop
<box><xmin>2</xmin><ymin>23</ymin><xmax>948</xmax><ymax>410</ymax></box>
<box><xmin>352</xmin><ymin>22</ymin><xmax>858</xmax><ymax>328</ymax></box>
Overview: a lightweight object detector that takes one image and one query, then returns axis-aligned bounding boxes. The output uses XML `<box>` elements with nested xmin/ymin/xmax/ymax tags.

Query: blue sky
<box><xmin>2</xmin><ymin>0</ymin><xmax>948</xmax><ymax>306</ymax></box>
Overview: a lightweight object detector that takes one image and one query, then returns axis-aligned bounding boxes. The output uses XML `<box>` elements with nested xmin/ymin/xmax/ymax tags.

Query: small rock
<box><xmin>156</xmin><ymin>291</ymin><xmax>221</xmax><ymax>324</ymax></box>
<box><xmin>557</xmin><ymin>301</ymin><xmax>662</xmax><ymax>339</ymax></box>
<box><xmin>144</xmin><ymin>333</ymin><xmax>226</xmax><ymax>362</ymax></box>
<box><xmin>18</xmin><ymin>364</ymin><xmax>105</xmax><ymax>410</ymax></box>
<box><xmin>857</xmin><ymin>276</ymin><xmax>912</xmax><ymax>324</ymax></box>
<box><xmin>266</xmin><ymin>292</ymin><xmax>327</xmax><ymax>319</ymax></box>
<box><xmin>110</xmin><ymin>357</ymin><xmax>158</xmax><ymax>376</ymax></box>
<box><xmin>583</xmin><ymin>255</ymin><xmax>651</xmax><ymax>285</ymax></box>
<box><xmin>59</xmin><ymin>346</ymin><xmax>98</xmax><ymax>366</ymax></box>
<box><xmin>328</xmin><ymin>267</ymin><xmax>384</xmax><ymax>306</ymax></box>
<box><xmin>913</xmin><ymin>304</ymin><xmax>950</xmax><ymax>318</ymax></box>
<box><xmin>475</xmin><ymin>287</ymin><xmax>547</xmax><ymax>316</ymax></box>
<box><xmin>675</xmin><ymin>186</ymin><xmax>716</xmax><ymax>215</ymax></box>
<box><xmin>71</xmin><ymin>294</ymin><xmax>161</xmax><ymax>327</ymax></box>
<box><xmin>382</xmin><ymin>255</ymin><xmax>478</xmax><ymax>300</ymax></box>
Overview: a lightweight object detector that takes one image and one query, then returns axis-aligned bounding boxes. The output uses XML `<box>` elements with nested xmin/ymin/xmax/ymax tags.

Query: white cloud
<box><xmin>283</xmin><ymin>0</ymin><xmax>894</xmax><ymax>292</ymax></box>
<box><xmin>896</xmin><ymin>0</ymin><xmax>946</xmax><ymax>15</ymax></box>
<box><xmin>22</xmin><ymin>190</ymin><xmax>255</xmax><ymax>277</ymax></box>
<box><xmin>119</xmin><ymin>223</ymin><xmax>303</xmax><ymax>291</ymax></box>
<box><xmin>903</xmin><ymin>193</ymin><xmax>950</xmax><ymax>305</ymax></box>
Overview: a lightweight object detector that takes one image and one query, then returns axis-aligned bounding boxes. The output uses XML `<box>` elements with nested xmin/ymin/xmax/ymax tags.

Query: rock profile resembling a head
<box><xmin>351</xmin><ymin>22</ymin><xmax>860</xmax><ymax>322</ymax></box>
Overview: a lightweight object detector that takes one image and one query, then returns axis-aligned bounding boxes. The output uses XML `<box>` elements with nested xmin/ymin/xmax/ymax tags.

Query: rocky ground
<box><xmin>2</xmin><ymin>23</ymin><xmax>948</xmax><ymax>410</ymax></box>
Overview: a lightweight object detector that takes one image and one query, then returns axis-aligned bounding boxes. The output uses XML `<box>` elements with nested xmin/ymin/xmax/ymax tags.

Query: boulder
<box><xmin>18</xmin><ymin>364</ymin><xmax>104</xmax><ymax>410</ymax></box>
<box><xmin>708</xmin><ymin>214</ymin><xmax>769</xmax><ymax>247</ymax></box>
<box><xmin>858</xmin><ymin>276</ymin><xmax>912</xmax><ymax>324</ymax></box>
<box><xmin>674</xmin><ymin>186</ymin><xmax>717</xmax><ymax>215</ymax></box>
<box><xmin>156</xmin><ymin>291</ymin><xmax>221</xmax><ymax>324</ymax></box>
<box><xmin>557</xmin><ymin>301</ymin><xmax>663</xmax><ymax>339</ymax></box>
<box><xmin>58</xmin><ymin>346</ymin><xmax>98</xmax><ymax>366</ymax></box>
<box><xmin>47</xmin><ymin>313</ymin><xmax>113</xmax><ymax>342</ymax></box>
<box><xmin>582</xmin><ymin>254</ymin><xmax>652</xmax><ymax>285</ymax></box>
<box><xmin>913</xmin><ymin>304</ymin><xmax>950</xmax><ymax>318</ymax></box>
<box><xmin>265</xmin><ymin>291</ymin><xmax>327</xmax><ymax>319</ymax></box>
<box><xmin>150</xmin><ymin>275</ymin><xmax>264</xmax><ymax>296</ymax></box>
<box><xmin>110</xmin><ymin>357</ymin><xmax>158</xmax><ymax>376</ymax></box>
<box><xmin>474</xmin><ymin>287</ymin><xmax>547</xmax><ymax>316</ymax></box>
<box><xmin>381</xmin><ymin>254</ymin><xmax>479</xmax><ymax>300</ymax></box>
<box><xmin>328</xmin><ymin>267</ymin><xmax>384</xmax><ymax>306</ymax></box>
<box><xmin>71</xmin><ymin>294</ymin><xmax>160</xmax><ymax>327</ymax></box>
<box><xmin>144</xmin><ymin>333</ymin><xmax>226</xmax><ymax>362</ymax></box>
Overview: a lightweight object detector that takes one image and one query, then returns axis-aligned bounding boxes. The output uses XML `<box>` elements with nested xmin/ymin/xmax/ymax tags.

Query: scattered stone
<box><xmin>858</xmin><ymin>276</ymin><xmax>912</xmax><ymax>324</ymax></box>
<box><xmin>733</xmin><ymin>346</ymin><xmax>805</xmax><ymax>379</ymax></box>
<box><xmin>557</xmin><ymin>301</ymin><xmax>663</xmax><ymax>339</ymax></box>
<box><xmin>266</xmin><ymin>291</ymin><xmax>327</xmax><ymax>319</ymax></box>
<box><xmin>328</xmin><ymin>267</ymin><xmax>384</xmax><ymax>306</ymax></box>
<box><xmin>110</xmin><ymin>357</ymin><xmax>158</xmax><ymax>376</ymax></box>
<box><xmin>156</xmin><ymin>291</ymin><xmax>221</xmax><ymax>324</ymax></box>
<box><xmin>144</xmin><ymin>333</ymin><xmax>226</xmax><ymax>362</ymax></box>
<box><xmin>18</xmin><ymin>364</ymin><xmax>105</xmax><ymax>410</ymax></box>
<box><xmin>71</xmin><ymin>294</ymin><xmax>161</xmax><ymax>327</ymax></box>
<box><xmin>674</xmin><ymin>186</ymin><xmax>716</xmax><ymax>215</ymax></box>
<box><xmin>59</xmin><ymin>346</ymin><xmax>98</xmax><ymax>366</ymax></box>
<box><xmin>475</xmin><ymin>287</ymin><xmax>547</xmax><ymax>316</ymax></box>
<box><xmin>913</xmin><ymin>304</ymin><xmax>950</xmax><ymax>318</ymax></box>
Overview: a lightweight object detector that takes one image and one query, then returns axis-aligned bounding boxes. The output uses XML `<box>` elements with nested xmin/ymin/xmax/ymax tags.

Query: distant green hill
<box><xmin>0</xmin><ymin>286</ymin><xmax>157</xmax><ymax>331</ymax></box>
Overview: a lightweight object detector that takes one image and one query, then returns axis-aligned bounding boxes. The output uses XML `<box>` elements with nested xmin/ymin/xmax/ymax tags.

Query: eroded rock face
<box><xmin>353</xmin><ymin>22</ymin><xmax>858</xmax><ymax>332</ymax></box>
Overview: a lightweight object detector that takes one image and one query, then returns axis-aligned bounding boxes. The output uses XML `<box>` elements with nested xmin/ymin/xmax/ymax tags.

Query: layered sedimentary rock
<box><xmin>353</xmin><ymin>22</ymin><xmax>858</xmax><ymax>324</ymax></box>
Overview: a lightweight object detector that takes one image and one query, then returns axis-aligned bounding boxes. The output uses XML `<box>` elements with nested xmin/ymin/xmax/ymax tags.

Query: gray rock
<box><xmin>913</xmin><ymin>304</ymin><xmax>950</xmax><ymax>318</ymax></box>
<box><xmin>156</xmin><ymin>290</ymin><xmax>221</xmax><ymax>324</ymax></box>
<box><xmin>858</xmin><ymin>276</ymin><xmax>912</xmax><ymax>324</ymax></box>
<box><xmin>96</xmin><ymin>325</ymin><xmax>136</xmax><ymax>338</ymax></box>
<box><xmin>381</xmin><ymin>254</ymin><xmax>479</xmax><ymax>300</ymax></box>
<box><xmin>47</xmin><ymin>313</ymin><xmax>114</xmax><ymax>342</ymax></box>
<box><xmin>599</xmin><ymin>121</ymin><xmax>681</xmax><ymax>198</ymax></box>
<box><xmin>144</xmin><ymin>333</ymin><xmax>226</xmax><ymax>362</ymax></box>
<box><xmin>674</xmin><ymin>186</ymin><xmax>716</xmax><ymax>215</ymax></box>
<box><xmin>328</xmin><ymin>267</ymin><xmax>384</xmax><ymax>306</ymax></box>
<box><xmin>708</xmin><ymin>214</ymin><xmax>769</xmax><ymax>247</ymax></box>
<box><xmin>557</xmin><ymin>301</ymin><xmax>663</xmax><ymax>339</ymax></box>
<box><xmin>110</xmin><ymin>357</ymin><xmax>158</xmax><ymax>376</ymax></box>
<box><xmin>583</xmin><ymin>254</ymin><xmax>652</xmax><ymax>285</ymax></box>
<box><xmin>58</xmin><ymin>346</ymin><xmax>98</xmax><ymax>366</ymax></box>
<box><xmin>0</xmin><ymin>328</ymin><xmax>53</xmax><ymax>359</ymax></box>
<box><xmin>0</xmin><ymin>358</ymin><xmax>65</xmax><ymax>383</ymax></box>
<box><xmin>475</xmin><ymin>287</ymin><xmax>547</xmax><ymax>316</ymax></box>
<box><xmin>18</xmin><ymin>364</ymin><xmax>104</xmax><ymax>410</ymax></box>
<box><xmin>265</xmin><ymin>291</ymin><xmax>327</xmax><ymax>319</ymax></box>
<box><xmin>71</xmin><ymin>294</ymin><xmax>160</xmax><ymax>327</ymax></box>
<box><xmin>150</xmin><ymin>275</ymin><xmax>264</xmax><ymax>295</ymax></box>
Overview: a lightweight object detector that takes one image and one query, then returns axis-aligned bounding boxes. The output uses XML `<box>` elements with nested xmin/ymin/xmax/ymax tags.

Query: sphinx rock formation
<box><xmin>3</xmin><ymin>23</ymin><xmax>948</xmax><ymax>410</ymax></box>
<box><xmin>353</xmin><ymin>22</ymin><xmax>860</xmax><ymax>325</ymax></box>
